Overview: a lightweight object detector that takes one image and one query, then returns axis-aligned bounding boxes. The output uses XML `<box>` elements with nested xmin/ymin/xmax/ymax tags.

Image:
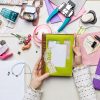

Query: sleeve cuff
<box><xmin>23</xmin><ymin>87</ymin><xmax>42</xmax><ymax>100</ymax></box>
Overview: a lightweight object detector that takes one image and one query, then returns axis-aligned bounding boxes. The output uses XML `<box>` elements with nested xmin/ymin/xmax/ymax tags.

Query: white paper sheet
<box><xmin>0</xmin><ymin>60</ymin><xmax>24</xmax><ymax>100</ymax></box>
<box><xmin>48</xmin><ymin>42</ymin><xmax>67</xmax><ymax>67</ymax></box>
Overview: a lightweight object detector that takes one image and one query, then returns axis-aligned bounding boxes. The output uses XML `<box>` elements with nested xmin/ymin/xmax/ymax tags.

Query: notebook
<box><xmin>42</xmin><ymin>34</ymin><xmax>74</xmax><ymax>76</ymax></box>
<box><xmin>0</xmin><ymin>60</ymin><xmax>25</xmax><ymax>100</ymax></box>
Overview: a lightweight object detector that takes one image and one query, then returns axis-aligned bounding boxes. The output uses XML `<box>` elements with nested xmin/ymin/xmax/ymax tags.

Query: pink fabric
<box><xmin>51</xmin><ymin>2</ymin><xmax>86</xmax><ymax>24</ymax></box>
<box><xmin>79</xmin><ymin>32</ymin><xmax>100</xmax><ymax>66</ymax></box>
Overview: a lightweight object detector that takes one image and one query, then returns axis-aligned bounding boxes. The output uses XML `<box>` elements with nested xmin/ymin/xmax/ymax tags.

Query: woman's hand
<box><xmin>73</xmin><ymin>35</ymin><xmax>82</xmax><ymax>67</ymax></box>
<box><xmin>30</xmin><ymin>58</ymin><xmax>49</xmax><ymax>90</ymax></box>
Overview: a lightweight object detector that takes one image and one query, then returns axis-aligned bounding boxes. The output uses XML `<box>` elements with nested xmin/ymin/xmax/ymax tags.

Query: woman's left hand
<box><xmin>30</xmin><ymin>58</ymin><xmax>49</xmax><ymax>90</ymax></box>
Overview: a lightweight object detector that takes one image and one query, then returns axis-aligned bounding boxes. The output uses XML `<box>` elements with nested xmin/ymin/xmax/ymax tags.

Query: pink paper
<box><xmin>51</xmin><ymin>2</ymin><xmax>86</xmax><ymax>24</ymax></box>
<box><xmin>45</xmin><ymin>0</ymin><xmax>61</xmax><ymax>23</ymax></box>
<box><xmin>79</xmin><ymin>32</ymin><xmax>100</xmax><ymax>66</ymax></box>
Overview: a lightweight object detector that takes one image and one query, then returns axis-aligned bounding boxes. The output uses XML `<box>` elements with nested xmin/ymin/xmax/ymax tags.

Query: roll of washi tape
<box><xmin>33</xmin><ymin>24</ymin><xmax>52</xmax><ymax>47</ymax></box>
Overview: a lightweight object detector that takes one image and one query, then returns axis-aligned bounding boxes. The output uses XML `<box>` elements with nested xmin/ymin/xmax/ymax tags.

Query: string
<box><xmin>10</xmin><ymin>62</ymin><xmax>32</xmax><ymax>87</ymax></box>
<box><xmin>10</xmin><ymin>62</ymin><xmax>32</xmax><ymax>77</ymax></box>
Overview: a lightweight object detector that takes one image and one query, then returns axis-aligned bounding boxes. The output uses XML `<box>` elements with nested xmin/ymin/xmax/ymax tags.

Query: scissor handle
<box><xmin>58</xmin><ymin>17</ymin><xmax>71</xmax><ymax>32</ymax></box>
<box><xmin>46</xmin><ymin>8</ymin><xmax>59</xmax><ymax>23</ymax></box>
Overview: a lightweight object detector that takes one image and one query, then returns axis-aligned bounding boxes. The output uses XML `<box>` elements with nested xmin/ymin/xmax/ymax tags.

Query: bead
<box><xmin>17</xmin><ymin>51</ymin><xmax>21</xmax><ymax>55</ymax></box>
<box><xmin>0</xmin><ymin>40</ymin><xmax>6</xmax><ymax>45</ymax></box>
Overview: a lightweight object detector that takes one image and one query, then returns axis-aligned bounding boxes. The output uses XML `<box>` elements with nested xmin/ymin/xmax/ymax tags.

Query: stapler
<box><xmin>0</xmin><ymin>40</ymin><xmax>13</xmax><ymax>60</ymax></box>
<box><xmin>46</xmin><ymin>0</ymin><xmax>75</xmax><ymax>32</ymax></box>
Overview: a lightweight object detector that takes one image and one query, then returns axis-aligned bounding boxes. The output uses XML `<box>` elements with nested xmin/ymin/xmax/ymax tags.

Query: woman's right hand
<box><xmin>73</xmin><ymin>35</ymin><xmax>82</xmax><ymax>67</ymax></box>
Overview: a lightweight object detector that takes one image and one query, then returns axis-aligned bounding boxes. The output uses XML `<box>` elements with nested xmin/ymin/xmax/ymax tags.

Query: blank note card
<box><xmin>48</xmin><ymin>42</ymin><xmax>67</xmax><ymax>67</ymax></box>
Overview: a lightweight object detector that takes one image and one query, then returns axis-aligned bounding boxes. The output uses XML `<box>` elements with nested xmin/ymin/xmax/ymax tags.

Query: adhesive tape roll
<box><xmin>33</xmin><ymin>24</ymin><xmax>52</xmax><ymax>47</ymax></box>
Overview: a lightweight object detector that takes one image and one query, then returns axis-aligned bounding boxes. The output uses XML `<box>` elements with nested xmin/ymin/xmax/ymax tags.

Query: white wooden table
<box><xmin>0</xmin><ymin>0</ymin><xmax>100</xmax><ymax>100</ymax></box>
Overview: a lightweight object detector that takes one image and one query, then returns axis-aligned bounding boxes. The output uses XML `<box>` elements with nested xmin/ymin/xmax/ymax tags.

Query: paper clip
<box><xmin>77</xmin><ymin>26</ymin><xmax>86</xmax><ymax>35</ymax></box>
